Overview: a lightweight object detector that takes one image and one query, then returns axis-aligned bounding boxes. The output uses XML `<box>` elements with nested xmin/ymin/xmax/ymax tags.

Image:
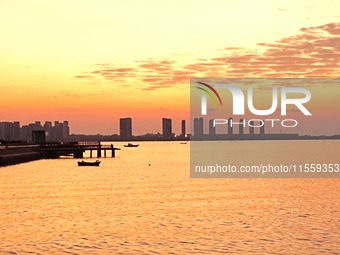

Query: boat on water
<box><xmin>124</xmin><ymin>143</ymin><xmax>139</xmax><ymax>147</ymax></box>
<box><xmin>78</xmin><ymin>160</ymin><xmax>101</xmax><ymax>166</ymax></box>
<box><xmin>180</xmin><ymin>142</ymin><xmax>188</xmax><ymax>144</ymax></box>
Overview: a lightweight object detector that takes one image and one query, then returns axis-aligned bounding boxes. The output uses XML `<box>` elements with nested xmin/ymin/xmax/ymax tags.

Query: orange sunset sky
<box><xmin>0</xmin><ymin>1</ymin><xmax>339</xmax><ymax>135</ymax></box>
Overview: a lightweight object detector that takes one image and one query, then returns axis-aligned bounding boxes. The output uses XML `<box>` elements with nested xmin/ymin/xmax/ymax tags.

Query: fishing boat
<box><xmin>124</xmin><ymin>143</ymin><xmax>139</xmax><ymax>147</ymax></box>
<box><xmin>78</xmin><ymin>160</ymin><xmax>101</xmax><ymax>166</ymax></box>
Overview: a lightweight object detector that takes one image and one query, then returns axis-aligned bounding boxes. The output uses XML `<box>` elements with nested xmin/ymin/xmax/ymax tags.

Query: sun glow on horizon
<box><xmin>0</xmin><ymin>0</ymin><xmax>339</xmax><ymax>134</ymax></box>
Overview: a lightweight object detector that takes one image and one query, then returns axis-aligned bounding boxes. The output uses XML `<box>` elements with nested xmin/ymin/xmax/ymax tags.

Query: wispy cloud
<box><xmin>74</xmin><ymin>75</ymin><xmax>93</xmax><ymax>79</ymax></box>
<box><xmin>141</xmin><ymin>85</ymin><xmax>172</xmax><ymax>91</ymax></box>
<box><xmin>276</xmin><ymin>8</ymin><xmax>289</xmax><ymax>12</ymax></box>
<box><xmin>75</xmin><ymin>22</ymin><xmax>340</xmax><ymax>90</ymax></box>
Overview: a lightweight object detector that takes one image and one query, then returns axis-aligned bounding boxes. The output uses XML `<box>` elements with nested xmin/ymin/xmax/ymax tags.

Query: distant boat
<box><xmin>180</xmin><ymin>142</ymin><xmax>188</xmax><ymax>144</ymax></box>
<box><xmin>124</xmin><ymin>143</ymin><xmax>139</xmax><ymax>147</ymax></box>
<box><xmin>78</xmin><ymin>160</ymin><xmax>101</xmax><ymax>166</ymax></box>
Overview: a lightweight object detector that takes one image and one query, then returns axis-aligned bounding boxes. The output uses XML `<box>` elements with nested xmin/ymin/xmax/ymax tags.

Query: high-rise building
<box><xmin>181</xmin><ymin>120</ymin><xmax>186</xmax><ymax>137</ymax></box>
<box><xmin>13</xmin><ymin>121</ymin><xmax>21</xmax><ymax>140</ymax></box>
<box><xmin>162</xmin><ymin>118</ymin><xmax>172</xmax><ymax>139</ymax></box>
<box><xmin>44</xmin><ymin>121</ymin><xmax>53</xmax><ymax>141</ymax></box>
<box><xmin>54</xmin><ymin>121</ymin><xmax>61</xmax><ymax>141</ymax></box>
<box><xmin>0</xmin><ymin>120</ymin><xmax>70</xmax><ymax>142</ymax></box>
<box><xmin>260</xmin><ymin>120</ymin><xmax>265</xmax><ymax>135</ymax></box>
<box><xmin>62</xmin><ymin>121</ymin><xmax>70</xmax><ymax>140</ymax></box>
<box><xmin>239</xmin><ymin>119</ymin><xmax>244</xmax><ymax>135</ymax></box>
<box><xmin>0</xmin><ymin>123</ymin><xmax>4</xmax><ymax>140</ymax></box>
<box><xmin>249</xmin><ymin>120</ymin><xmax>254</xmax><ymax>135</ymax></box>
<box><xmin>0</xmin><ymin>122</ymin><xmax>13</xmax><ymax>140</ymax></box>
<box><xmin>120</xmin><ymin>117</ymin><xmax>132</xmax><ymax>138</ymax></box>
<box><xmin>228</xmin><ymin>117</ymin><xmax>233</xmax><ymax>135</ymax></box>
<box><xmin>21</xmin><ymin>125</ymin><xmax>29</xmax><ymax>141</ymax></box>
<box><xmin>209</xmin><ymin>119</ymin><xmax>216</xmax><ymax>136</ymax></box>
<box><xmin>193</xmin><ymin>118</ymin><xmax>204</xmax><ymax>137</ymax></box>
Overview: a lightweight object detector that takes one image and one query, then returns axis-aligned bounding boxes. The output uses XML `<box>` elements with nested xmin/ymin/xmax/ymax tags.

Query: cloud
<box><xmin>300</xmin><ymin>23</ymin><xmax>340</xmax><ymax>35</ymax></box>
<box><xmin>60</xmin><ymin>91</ymin><xmax>83</xmax><ymax>99</ymax></box>
<box><xmin>141</xmin><ymin>85</ymin><xmax>171</xmax><ymax>91</ymax></box>
<box><xmin>222</xmin><ymin>47</ymin><xmax>244</xmax><ymax>51</ymax></box>
<box><xmin>75</xmin><ymin>22</ymin><xmax>340</xmax><ymax>89</ymax></box>
<box><xmin>138</xmin><ymin>60</ymin><xmax>175</xmax><ymax>70</ymax></box>
<box><xmin>276</xmin><ymin>8</ymin><xmax>289</xmax><ymax>12</ymax></box>
<box><xmin>90</xmin><ymin>67</ymin><xmax>138</xmax><ymax>80</ymax></box>
<box><xmin>201</xmin><ymin>22</ymin><xmax>339</xmax><ymax>78</ymax></box>
<box><xmin>74</xmin><ymin>75</ymin><xmax>93</xmax><ymax>79</ymax></box>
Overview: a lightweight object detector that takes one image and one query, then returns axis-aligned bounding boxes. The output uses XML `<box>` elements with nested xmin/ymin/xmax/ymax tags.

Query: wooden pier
<box><xmin>37</xmin><ymin>142</ymin><xmax>121</xmax><ymax>159</ymax></box>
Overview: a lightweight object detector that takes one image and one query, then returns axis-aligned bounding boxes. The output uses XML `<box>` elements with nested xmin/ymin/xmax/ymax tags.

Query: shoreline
<box><xmin>0</xmin><ymin>146</ymin><xmax>41</xmax><ymax>167</ymax></box>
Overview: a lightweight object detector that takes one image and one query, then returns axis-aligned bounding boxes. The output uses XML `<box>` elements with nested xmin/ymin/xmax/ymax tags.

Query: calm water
<box><xmin>0</xmin><ymin>141</ymin><xmax>339</xmax><ymax>254</ymax></box>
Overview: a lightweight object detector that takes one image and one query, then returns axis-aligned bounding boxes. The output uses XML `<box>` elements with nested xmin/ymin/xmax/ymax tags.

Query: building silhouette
<box><xmin>54</xmin><ymin>121</ymin><xmax>61</xmax><ymax>141</ymax></box>
<box><xmin>260</xmin><ymin>120</ymin><xmax>265</xmax><ymax>135</ymax></box>
<box><xmin>62</xmin><ymin>121</ymin><xmax>70</xmax><ymax>140</ymax></box>
<box><xmin>228</xmin><ymin>117</ymin><xmax>233</xmax><ymax>135</ymax></box>
<box><xmin>120</xmin><ymin>117</ymin><xmax>132</xmax><ymax>138</ymax></box>
<box><xmin>239</xmin><ymin>119</ymin><xmax>244</xmax><ymax>135</ymax></box>
<box><xmin>0</xmin><ymin>122</ymin><xmax>16</xmax><ymax>141</ymax></box>
<box><xmin>13</xmin><ymin>121</ymin><xmax>20</xmax><ymax>140</ymax></box>
<box><xmin>181</xmin><ymin>120</ymin><xmax>186</xmax><ymax>137</ymax></box>
<box><xmin>44</xmin><ymin>121</ymin><xmax>53</xmax><ymax>140</ymax></box>
<box><xmin>20</xmin><ymin>125</ymin><xmax>29</xmax><ymax>141</ymax></box>
<box><xmin>162</xmin><ymin>118</ymin><xmax>172</xmax><ymax>139</ymax></box>
<box><xmin>32</xmin><ymin>130</ymin><xmax>46</xmax><ymax>144</ymax></box>
<box><xmin>249</xmin><ymin>120</ymin><xmax>254</xmax><ymax>135</ymax></box>
<box><xmin>209</xmin><ymin>119</ymin><xmax>216</xmax><ymax>136</ymax></box>
<box><xmin>193</xmin><ymin>118</ymin><xmax>204</xmax><ymax>137</ymax></box>
<box><xmin>0</xmin><ymin>120</ymin><xmax>69</xmax><ymax>142</ymax></box>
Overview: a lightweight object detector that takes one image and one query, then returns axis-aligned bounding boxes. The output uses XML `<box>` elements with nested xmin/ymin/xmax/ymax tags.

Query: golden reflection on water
<box><xmin>0</xmin><ymin>141</ymin><xmax>339</xmax><ymax>254</ymax></box>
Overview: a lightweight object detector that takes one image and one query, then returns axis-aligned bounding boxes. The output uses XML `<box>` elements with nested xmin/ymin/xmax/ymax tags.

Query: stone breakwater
<box><xmin>0</xmin><ymin>146</ymin><xmax>41</xmax><ymax>167</ymax></box>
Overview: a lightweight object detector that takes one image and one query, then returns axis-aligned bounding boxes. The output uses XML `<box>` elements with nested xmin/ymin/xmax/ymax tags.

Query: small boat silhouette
<box><xmin>124</xmin><ymin>143</ymin><xmax>139</xmax><ymax>147</ymax></box>
<box><xmin>78</xmin><ymin>160</ymin><xmax>101</xmax><ymax>166</ymax></box>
